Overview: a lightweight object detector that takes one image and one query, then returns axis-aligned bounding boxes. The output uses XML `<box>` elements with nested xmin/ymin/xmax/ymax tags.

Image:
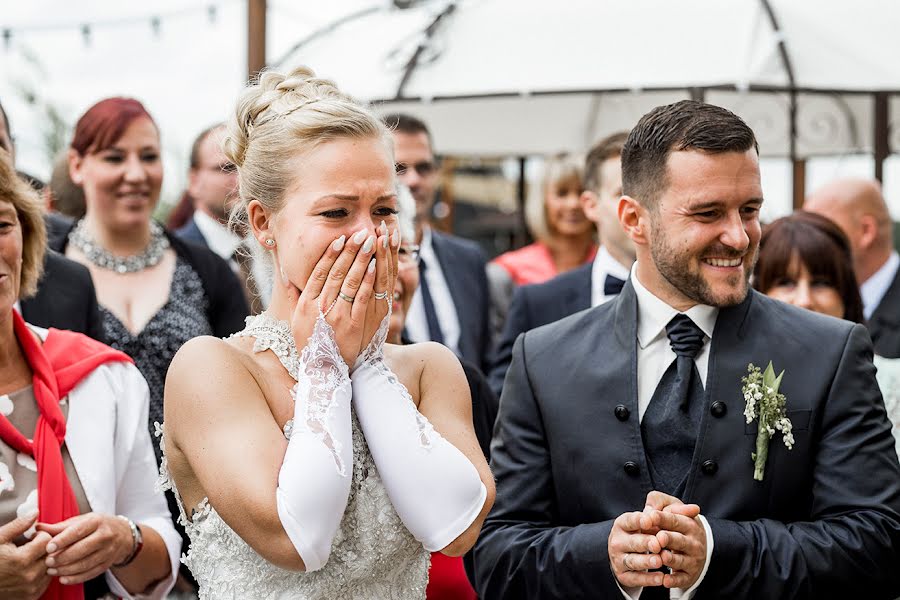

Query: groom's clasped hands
<box><xmin>608</xmin><ymin>491</ymin><xmax>708</xmax><ymax>591</ymax></box>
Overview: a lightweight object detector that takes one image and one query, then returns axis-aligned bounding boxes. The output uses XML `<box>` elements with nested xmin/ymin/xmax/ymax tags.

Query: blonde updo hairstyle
<box><xmin>223</xmin><ymin>66</ymin><xmax>394</xmax><ymax>245</ymax></box>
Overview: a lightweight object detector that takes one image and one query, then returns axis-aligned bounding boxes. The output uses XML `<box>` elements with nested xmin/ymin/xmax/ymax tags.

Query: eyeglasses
<box><xmin>395</xmin><ymin>161</ymin><xmax>436</xmax><ymax>177</ymax></box>
<box><xmin>398</xmin><ymin>244</ymin><xmax>421</xmax><ymax>269</ymax></box>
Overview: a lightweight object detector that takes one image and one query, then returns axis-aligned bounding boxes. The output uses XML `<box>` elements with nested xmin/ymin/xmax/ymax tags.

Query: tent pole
<box><xmin>874</xmin><ymin>92</ymin><xmax>889</xmax><ymax>183</ymax></box>
<box><xmin>248</xmin><ymin>0</ymin><xmax>266</xmax><ymax>81</ymax></box>
<box><xmin>517</xmin><ymin>156</ymin><xmax>530</xmax><ymax>247</ymax></box>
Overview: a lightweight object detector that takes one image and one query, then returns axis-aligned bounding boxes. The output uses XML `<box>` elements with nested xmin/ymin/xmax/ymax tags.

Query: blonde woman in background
<box><xmin>159</xmin><ymin>66</ymin><xmax>494</xmax><ymax>598</ymax></box>
<box><xmin>487</xmin><ymin>153</ymin><xmax>597</xmax><ymax>340</ymax></box>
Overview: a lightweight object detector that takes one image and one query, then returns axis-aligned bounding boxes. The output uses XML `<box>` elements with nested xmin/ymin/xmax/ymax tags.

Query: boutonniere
<box><xmin>742</xmin><ymin>361</ymin><xmax>794</xmax><ymax>481</ymax></box>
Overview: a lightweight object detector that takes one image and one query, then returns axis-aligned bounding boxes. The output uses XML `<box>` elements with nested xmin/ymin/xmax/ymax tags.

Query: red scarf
<box><xmin>0</xmin><ymin>310</ymin><xmax>132</xmax><ymax>600</ymax></box>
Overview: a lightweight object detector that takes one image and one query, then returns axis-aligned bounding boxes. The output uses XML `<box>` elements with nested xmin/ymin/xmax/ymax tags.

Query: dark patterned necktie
<box><xmin>418</xmin><ymin>257</ymin><xmax>445</xmax><ymax>344</ymax></box>
<box><xmin>641</xmin><ymin>314</ymin><xmax>706</xmax><ymax>496</ymax></box>
<box><xmin>604</xmin><ymin>274</ymin><xmax>626</xmax><ymax>296</ymax></box>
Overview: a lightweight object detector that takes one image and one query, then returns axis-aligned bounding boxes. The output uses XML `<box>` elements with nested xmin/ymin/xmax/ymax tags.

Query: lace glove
<box><xmin>277</xmin><ymin>313</ymin><xmax>353</xmax><ymax>572</ymax></box>
<box><xmin>350</xmin><ymin>315</ymin><xmax>487</xmax><ymax>552</ymax></box>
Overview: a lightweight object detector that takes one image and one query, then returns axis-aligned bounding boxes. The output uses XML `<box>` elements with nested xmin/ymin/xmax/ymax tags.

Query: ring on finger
<box><xmin>373</xmin><ymin>290</ymin><xmax>389</xmax><ymax>300</ymax></box>
<box><xmin>622</xmin><ymin>553</ymin><xmax>633</xmax><ymax>571</ymax></box>
<box><xmin>338</xmin><ymin>291</ymin><xmax>355</xmax><ymax>303</ymax></box>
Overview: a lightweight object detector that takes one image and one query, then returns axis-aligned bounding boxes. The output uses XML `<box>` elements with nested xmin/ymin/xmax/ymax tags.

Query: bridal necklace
<box><xmin>69</xmin><ymin>219</ymin><xmax>170</xmax><ymax>273</ymax></box>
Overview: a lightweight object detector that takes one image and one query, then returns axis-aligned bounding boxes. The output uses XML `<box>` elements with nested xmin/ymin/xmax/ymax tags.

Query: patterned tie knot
<box><xmin>666</xmin><ymin>314</ymin><xmax>705</xmax><ymax>359</ymax></box>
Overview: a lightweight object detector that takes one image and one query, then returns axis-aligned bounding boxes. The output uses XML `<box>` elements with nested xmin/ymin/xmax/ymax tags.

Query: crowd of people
<box><xmin>0</xmin><ymin>63</ymin><xmax>899</xmax><ymax>599</ymax></box>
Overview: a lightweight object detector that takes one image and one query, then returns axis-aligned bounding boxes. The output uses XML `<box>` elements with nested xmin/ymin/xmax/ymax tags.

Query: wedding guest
<box><xmin>488</xmin><ymin>132</ymin><xmax>632</xmax><ymax>395</ymax></box>
<box><xmin>754</xmin><ymin>211</ymin><xmax>900</xmax><ymax>460</ymax></box>
<box><xmin>53</xmin><ymin>97</ymin><xmax>249</xmax><ymax>460</ymax></box>
<box><xmin>383</xmin><ymin>113</ymin><xmax>493</xmax><ymax>372</ymax></box>
<box><xmin>473</xmin><ymin>100</ymin><xmax>900</xmax><ymax>599</ymax></box>
<box><xmin>46</xmin><ymin>152</ymin><xmax>86</xmax><ymax>220</ymax></box>
<box><xmin>54</xmin><ymin>97</ymin><xmax>249</xmax><ymax>593</ymax></box>
<box><xmin>487</xmin><ymin>153</ymin><xmax>596</xmax><ymax>338</ymax></box>
<box><xmin>0</xmin><ymin>151</ymin><xmax>179</xmax><ymax>599</ymax></box>
<box><xmin>176</xmin><ymin>123</ymin><xmax>265</xmax><ymax>312</ymax></box>
<box><xmin>390</xmin><ymin>185</ymin><xmax>493</xmax><ymax>600</ymax></box>
<box><xmin>805</xmin><ymin>178</ymin><xmax>900</xmax><ymax>357</ymax></box>
<box><xmin>160</xmin><ymin>66</ymin><xmax>493</xmax><ymax>597</ymax></box>
<box><xmin>0</xmin><ymin>99</ymin><xmax>104</xmax><ymax>341</ymax></box>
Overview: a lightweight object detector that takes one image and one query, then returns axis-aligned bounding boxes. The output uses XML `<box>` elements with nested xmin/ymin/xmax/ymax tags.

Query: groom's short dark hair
<box><xmin>622</xmin><ymin>100</ymin><xmax>758</xmax><ymax>209</ymax></box>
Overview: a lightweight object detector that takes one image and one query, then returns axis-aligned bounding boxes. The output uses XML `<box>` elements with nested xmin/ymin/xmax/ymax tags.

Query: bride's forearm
<box><xmin>350</xmin><ymin>361</ymin><xmax>487</xmax><ymax>552</ymax></box>
<box><xmin>276</xmin><ymin>316</ymin><xmax>354</xmax><ymax>572</ymax></box>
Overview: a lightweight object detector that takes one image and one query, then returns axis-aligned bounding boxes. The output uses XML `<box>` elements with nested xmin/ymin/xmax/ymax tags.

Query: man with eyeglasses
<box><xmin>176</xmin><ymin>123</ymin><xmax>264</xmax><ymax>312</ymax></box>
<box><xmin>0</xmin><ymin>97</ymin><xmax>105</xmax><ymax>342</ymax></box>
<box><xmin>384</xmin><ymin>113</ymin><xmax>493</xmax><ymax>373</ymax></box>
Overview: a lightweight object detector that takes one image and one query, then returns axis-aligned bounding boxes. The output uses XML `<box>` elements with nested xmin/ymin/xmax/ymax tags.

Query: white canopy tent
<box><xmin>277</xmin><ymin>0</ymin><xmax>900</xmax><ymax>205</ymax></box>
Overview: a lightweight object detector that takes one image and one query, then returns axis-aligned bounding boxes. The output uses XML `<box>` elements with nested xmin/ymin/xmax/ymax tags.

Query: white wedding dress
<box><xmin>157</xmin><ymin>313</ymin><xmax>430</xmax><ymax>599</ymax></box>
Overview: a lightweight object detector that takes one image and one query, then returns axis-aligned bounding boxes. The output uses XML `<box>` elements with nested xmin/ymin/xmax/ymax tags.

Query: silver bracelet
<box><xmin>113</xmin><ymin>515</ymin><xmax>144</xmax><ymax>567</ymax></box>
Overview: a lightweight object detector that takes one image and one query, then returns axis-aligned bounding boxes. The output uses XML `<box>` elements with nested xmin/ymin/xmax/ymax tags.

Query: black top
<box><xmin>48</xmin><ymin>221</ymin><xmax>249</xmax><ymax>339</ymax></box>
<box><xmin>20</xmin><ymin>250</ymin><xmax>106</xmax><ymax>342</ymax></box>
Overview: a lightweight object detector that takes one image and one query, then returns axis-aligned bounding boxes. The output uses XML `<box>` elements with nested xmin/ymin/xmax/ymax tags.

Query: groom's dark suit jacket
<box><xmin>473</xmin><ymin>282</ymin><xmax>900</xmax><ymax>599</ymax></box>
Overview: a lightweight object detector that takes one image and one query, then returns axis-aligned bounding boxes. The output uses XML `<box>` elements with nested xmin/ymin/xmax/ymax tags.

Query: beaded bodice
<box><xmin>157</xmin><ymin>313</ymin><xmax>429</xmax><ymax>599</ymax></box>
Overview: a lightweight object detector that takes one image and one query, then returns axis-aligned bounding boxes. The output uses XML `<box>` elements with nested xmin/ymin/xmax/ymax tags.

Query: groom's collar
<box><xmin>630</xmin><ymin>263</ymin><xmax>719</xmax><ymax>350</ymax></box>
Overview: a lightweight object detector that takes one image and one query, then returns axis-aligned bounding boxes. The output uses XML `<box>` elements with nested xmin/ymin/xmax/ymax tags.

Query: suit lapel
<box><xmin>431</xmin><ymin>232</ymin><xmax>471</xmax><ymax>354</ymax></box>
<box><xmin>684</xmin><ymin>291</ymin><xmax>754</xmax><ymax>502</ymax></box>
<box><xmin>610</xmin><ymin>283</ymin><xmax>656</xmax><ymax>493</ymax></box>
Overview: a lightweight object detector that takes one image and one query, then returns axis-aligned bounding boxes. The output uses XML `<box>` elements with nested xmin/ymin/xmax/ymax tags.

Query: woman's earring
<box><xmin>265</xmin><ymin>239</ymin><xmax>275</xmax><ymax>248</ymax></box>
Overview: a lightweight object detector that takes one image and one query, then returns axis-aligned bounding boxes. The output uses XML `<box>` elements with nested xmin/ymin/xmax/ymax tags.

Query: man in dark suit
<box><xmin>488</xmin><ymin>132</ymin><xmax>633</xmax><ymax>394</ymax></box>
<box><xmin>384</xmin><ymin>113</ymin><xmax>492</xmax><ymax>372</ymax></box>
<box><xmin>805</xmin><ymin>178</ymin><xmax>900</xmax><ymax>357</ymax></box>
<box><xmin>175</xmin><ymin>123</ymin><xmax>264</xmax><ymax>312</ymax></box>
<box><xmin>473</xmin><ymin>100</ymin><xmax>900</xmax><ymax>599</ymax></box>
<box><xmin>1</xmin><ymin>98</ymin><xmax>104</xmax><ymax>341</ymax></box>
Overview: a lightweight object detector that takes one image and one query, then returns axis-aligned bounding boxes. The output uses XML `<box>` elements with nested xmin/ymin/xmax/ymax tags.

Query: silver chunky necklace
<box><xmin>69</xmin><ymin>219</ymin><xmax>170</xmax><ymax>273</ymax></box>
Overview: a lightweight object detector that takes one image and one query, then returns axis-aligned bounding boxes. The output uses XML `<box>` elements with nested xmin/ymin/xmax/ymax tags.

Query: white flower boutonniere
<box><xmin>742</xmin><ymin>361</ymin><xmax>794</xmax><ymax>481</ymax></box>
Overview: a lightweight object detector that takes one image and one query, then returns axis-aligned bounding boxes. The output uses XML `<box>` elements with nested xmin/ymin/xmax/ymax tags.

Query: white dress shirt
<box><xmin>861</xmin><ymin>251</ymin><xmax>900</xmax><ymax>320</ymax></box>
<box><xmin>193</xmin><ymin>210</ymin><xmax>242</xmax><ymax>263</ymax></box>
<box><xmin>591</xmin><ymin>245</ymin><xmax>633</xmax><ymax>308</ymax></box>
<box><xmin>618</xmin><ymin>264</ymin><xmax>716</xmax><ymax>600</ymax></box>
<box><xmin>405</xmin><ymin>226</ymin><xmax>462</xmax><ymax>356</ymax></box>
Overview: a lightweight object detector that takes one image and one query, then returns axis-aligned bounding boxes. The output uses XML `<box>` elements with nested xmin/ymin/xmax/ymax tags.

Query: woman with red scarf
<box><xmin>0</xmin><ymin>151</ymin><xmax>178</xmax><ymax>599</ymax></box>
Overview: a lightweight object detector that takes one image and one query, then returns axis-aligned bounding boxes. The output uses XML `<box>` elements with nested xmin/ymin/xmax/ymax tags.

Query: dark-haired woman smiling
<box><xmin>754</xmin><ymin>210</ymin><xmax>898</xmax><ymax>460</ymax></box>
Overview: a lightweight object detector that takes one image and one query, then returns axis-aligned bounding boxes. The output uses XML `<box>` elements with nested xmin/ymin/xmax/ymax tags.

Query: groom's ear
<box><xmin>618</xmin><ymin>195</ymin><xmax>648</xmax><ymax>246</ymax></box>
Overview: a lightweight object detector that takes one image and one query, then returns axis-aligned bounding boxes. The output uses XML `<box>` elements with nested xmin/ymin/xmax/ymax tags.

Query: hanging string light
<box><xmin>4</xmin><ymin>1</ymin><xmax>234</xmax><ymax>50</ymax></box>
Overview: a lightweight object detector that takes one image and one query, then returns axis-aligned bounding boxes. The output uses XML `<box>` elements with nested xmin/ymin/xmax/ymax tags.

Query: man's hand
<box><xmin>0</xmin><ymin>511</ymin><xmax>53</xmax><ymax>600</ymax></box>
<box><xmin>608</xmin><ymin>510</ymin><xmax>665</xmax><ymax>588</ymax></box>
<box><xmin>642</xmin><ymin>491</ymin><xmax>707</xmax><ymax>590</ymax></box>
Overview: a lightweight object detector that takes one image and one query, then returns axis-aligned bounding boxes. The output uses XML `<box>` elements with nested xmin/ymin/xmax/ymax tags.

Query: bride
<box><xmin>158</xmin><ymin>66</ymin><xmax>495</xmax><ymax>598</ymax></box>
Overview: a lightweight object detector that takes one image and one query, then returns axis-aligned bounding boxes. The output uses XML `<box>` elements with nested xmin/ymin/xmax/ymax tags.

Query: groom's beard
<box><xmin>651</xmin><ymin>232</ymin><xmax>758</xmax><ymax>308</ymax></box>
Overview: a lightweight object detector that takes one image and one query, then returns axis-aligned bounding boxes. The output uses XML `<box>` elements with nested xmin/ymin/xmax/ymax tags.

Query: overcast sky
<box><xmin>1</xmin><ymin>0</ymin><xmax>895</xmax><ymax>220</ymax></box>
<box><xmin>0</xmin><ymin>0</ymin><xmax>373</xmax><ymax>202</ymax></box>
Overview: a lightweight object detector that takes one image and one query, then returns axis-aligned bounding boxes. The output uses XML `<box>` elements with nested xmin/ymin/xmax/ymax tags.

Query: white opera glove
<box><xmin>350</xmin><ymin>313</ymin><xmax>487</xmax><ymax>551</ymax></box>
<box><xmin>277</xmin><ymin>312</ymin><xmax>353</xmax><ymax>572</ymax></box>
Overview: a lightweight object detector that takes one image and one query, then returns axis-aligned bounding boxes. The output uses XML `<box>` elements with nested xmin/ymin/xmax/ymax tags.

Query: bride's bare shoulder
<box><xmin>165</xmin><ymin>335</ymin><xmax>264</xmax><ymax>417</ymax></box>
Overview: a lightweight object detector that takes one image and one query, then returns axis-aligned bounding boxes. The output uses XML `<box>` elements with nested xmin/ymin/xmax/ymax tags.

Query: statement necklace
<box><xmin>69</xmin><ymin>219</ymin><xmax>170</xmax><ymax>273</ymax></box>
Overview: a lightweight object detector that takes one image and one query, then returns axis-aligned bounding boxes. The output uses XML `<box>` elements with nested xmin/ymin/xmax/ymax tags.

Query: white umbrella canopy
<box><xmin>276</xmin><ymin>0</ymin><xmax>900</xmax><ymax>158</ymax></box>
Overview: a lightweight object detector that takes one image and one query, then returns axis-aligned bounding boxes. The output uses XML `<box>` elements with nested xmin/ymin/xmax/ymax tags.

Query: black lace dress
<box><xmin>100</xmin><ymin>256</ymin><xmax>213</xmax><ymax>465</ymax></box>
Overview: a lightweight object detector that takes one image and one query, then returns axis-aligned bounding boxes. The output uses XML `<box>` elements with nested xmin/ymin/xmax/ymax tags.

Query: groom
<box><xmin>471</xmin><ymin>100</ymin><xmax>900</xmax><ymax>599</ymax></box>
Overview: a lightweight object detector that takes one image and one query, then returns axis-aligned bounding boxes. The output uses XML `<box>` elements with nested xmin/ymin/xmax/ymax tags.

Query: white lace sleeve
<box><xmin>350</xmin><ymin>313</ymin><xmax>487</xmax><ymax>552</ymax></box>
<box><xmin>277</xmin><ymin>312</ymin><xmax>353</xmax><ymax>572</ymax></box>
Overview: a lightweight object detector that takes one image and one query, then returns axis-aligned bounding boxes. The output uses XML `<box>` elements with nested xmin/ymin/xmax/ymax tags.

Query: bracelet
<box><xmin>113</xmin><ymin>515</ymin><xmax>144</xmax><ymax>568</ymax></box>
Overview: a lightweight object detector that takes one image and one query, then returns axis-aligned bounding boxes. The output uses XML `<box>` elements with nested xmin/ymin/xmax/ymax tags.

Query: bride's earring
<box><xmin>265</xmin><ymin>239</ymin><xmax>275</xmax><ymax>248</ymax></box>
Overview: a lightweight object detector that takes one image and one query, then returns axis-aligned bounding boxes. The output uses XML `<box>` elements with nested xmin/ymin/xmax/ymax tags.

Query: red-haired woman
<box><xmin>50</xmin><ymin>98</ymin><xmax>249</xmax><ymax>591</ymax></box>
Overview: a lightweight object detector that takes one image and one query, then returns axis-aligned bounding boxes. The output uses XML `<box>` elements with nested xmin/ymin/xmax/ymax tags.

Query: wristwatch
<box><xmin>113</xmin><ymin>515</ymin><xmax>144</xmax><ymax>567</ymax></box>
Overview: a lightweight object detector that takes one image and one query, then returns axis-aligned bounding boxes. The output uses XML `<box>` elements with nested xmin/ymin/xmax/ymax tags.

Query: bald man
<box><xmin>806</xmin><ymin>178</ymin><xmax>900</xmax><ymax>357</ymax></box>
